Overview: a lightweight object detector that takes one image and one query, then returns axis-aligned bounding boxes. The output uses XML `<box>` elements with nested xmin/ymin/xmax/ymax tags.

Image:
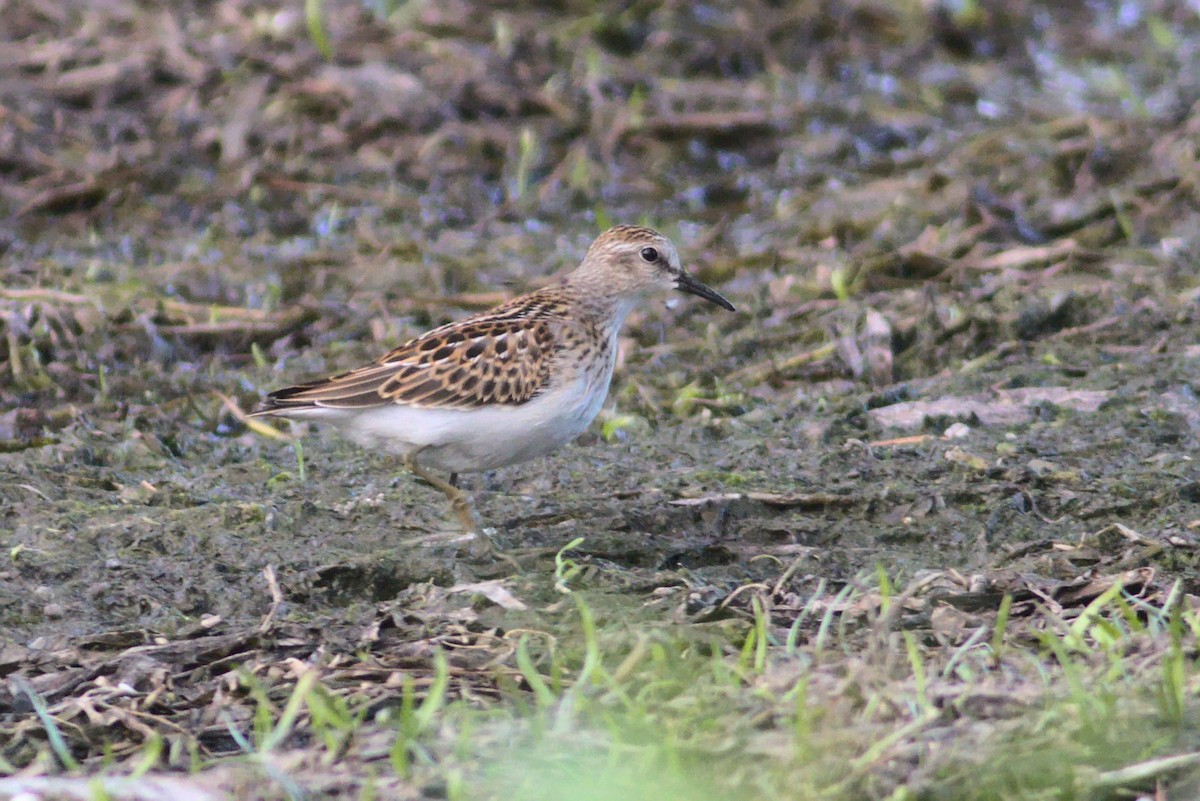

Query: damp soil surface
<box><xmin>5</xmin><ymin>1</ymin><xmax>1200</xmax><ymax>799</ymax></box>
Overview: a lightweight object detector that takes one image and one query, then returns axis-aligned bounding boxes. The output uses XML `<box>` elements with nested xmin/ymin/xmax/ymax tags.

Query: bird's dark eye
<box><xmin>640</xmin><ymin>247</ymin><xmax>659</xmax><ymax>263</ymax></box>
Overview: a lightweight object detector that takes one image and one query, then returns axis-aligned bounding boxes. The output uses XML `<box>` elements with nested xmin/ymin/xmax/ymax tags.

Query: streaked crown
<box><xmin>574</xmin><ymin>225</ymin><xmax>682</xmax><ymax>292</ymax></box>
<box><xmin>571</xmin><ymin>225</ymin><xmax>735</xmax><ymax>312</ymax></box>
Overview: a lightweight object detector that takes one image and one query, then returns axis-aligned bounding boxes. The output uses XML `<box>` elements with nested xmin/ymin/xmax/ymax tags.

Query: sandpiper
<box><xmin>250</xmin><ymin>225</ymin><xmax>735</xmax><ymax>541</ymax></box>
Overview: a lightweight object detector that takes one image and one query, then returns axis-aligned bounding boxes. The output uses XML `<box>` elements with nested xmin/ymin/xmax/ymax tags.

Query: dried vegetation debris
<box><xmin>0</xmin><ymin>0</ymin><xmax>789</xmax><ymax>218</ymax></box>
<box><xmin>0</xmin><ymin>539</ymin><xmax>1189</xmax><ymax>796</ymax></box>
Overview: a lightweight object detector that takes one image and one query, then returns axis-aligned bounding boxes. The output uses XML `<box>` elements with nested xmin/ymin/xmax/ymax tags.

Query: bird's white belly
<box><xmin>329</xmin><ymin>369</ymin><xmax>612</xmax><ymax>473</ymax></box>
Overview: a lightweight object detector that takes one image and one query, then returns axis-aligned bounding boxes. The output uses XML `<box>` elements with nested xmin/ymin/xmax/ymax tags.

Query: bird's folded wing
<box><xmin>255</xmin><ymin>315</ymin><xmax>558</xmax><ymax>412</ymax></box>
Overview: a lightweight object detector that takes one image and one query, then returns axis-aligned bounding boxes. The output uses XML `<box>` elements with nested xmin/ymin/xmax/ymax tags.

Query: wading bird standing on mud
<box><xmin>250</xmin><ymin>225</ymin><xmax>735</xmax><ymax>551</ymax></box>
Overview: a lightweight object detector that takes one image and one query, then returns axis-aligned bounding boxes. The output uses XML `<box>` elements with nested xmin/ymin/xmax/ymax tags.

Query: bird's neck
<box><xmin>562</xmin><ymin>276</ymin><xmax>638</xmax><ymax>336</ymax></box>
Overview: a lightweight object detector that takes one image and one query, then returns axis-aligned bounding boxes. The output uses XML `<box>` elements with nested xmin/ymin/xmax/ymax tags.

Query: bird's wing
<box><xmin>253</xmin><ymin>295</ymin><xmax>566</xmax><ymax>413</ymax></box>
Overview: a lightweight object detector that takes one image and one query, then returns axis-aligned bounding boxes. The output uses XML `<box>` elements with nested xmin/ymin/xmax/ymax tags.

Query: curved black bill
<box><xmin>675</xmin><ymin>272</ymin><xmax>736</xmax><ymax>311</ymax></box>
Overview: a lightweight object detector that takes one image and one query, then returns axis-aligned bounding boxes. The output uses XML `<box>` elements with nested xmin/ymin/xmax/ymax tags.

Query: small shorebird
<box><xmin>250</xmin><ymin>225</ymin><xmax>735</xmax><ymax>545</ymax></box>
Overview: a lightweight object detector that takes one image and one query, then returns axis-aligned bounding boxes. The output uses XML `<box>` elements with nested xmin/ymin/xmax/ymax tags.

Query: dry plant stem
<box><xmin>259</xmin><ymin>565</ymin><xmax>284</xmax><ymax>633</ymax></box>
<box><xmin>729</xmin><ymin>341</ymin><xmax>838</xmax><ymax>385</ymax></box>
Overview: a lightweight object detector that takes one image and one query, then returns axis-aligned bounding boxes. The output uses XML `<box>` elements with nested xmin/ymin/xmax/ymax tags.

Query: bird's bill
<box><xmin>675</xmin><ymin>272</ymin><xmax>736</xmax><ymax>311</ymax></box>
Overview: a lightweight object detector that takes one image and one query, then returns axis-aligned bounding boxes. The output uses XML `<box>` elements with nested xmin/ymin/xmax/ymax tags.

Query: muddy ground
<box><xmin>4</xmin><ymin>0</ymin><xmax>1200</xmax><ymax>798</ymax></box>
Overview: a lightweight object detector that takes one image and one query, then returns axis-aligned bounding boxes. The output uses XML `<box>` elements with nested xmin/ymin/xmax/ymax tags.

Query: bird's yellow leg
<box><xmin>403</xmin><ymin>451</ymin><xmax>480</xmax><ymax>532</ymax></box>
<box><xmin>403</xmin><ymin>452</ymin><xmax>521</xmax><ymax>569</ymax></box>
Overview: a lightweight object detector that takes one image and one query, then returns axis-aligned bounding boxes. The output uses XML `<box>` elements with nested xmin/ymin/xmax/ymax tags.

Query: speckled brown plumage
<box><xmin>249</xmin><ymin>225</ymin><xmax>735</xmax><ymax>541</ymax></box>
<box><xmin>258</xmin><ymin>290</ymin><xmax>570</xmax><ymax>412</ymax></box>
